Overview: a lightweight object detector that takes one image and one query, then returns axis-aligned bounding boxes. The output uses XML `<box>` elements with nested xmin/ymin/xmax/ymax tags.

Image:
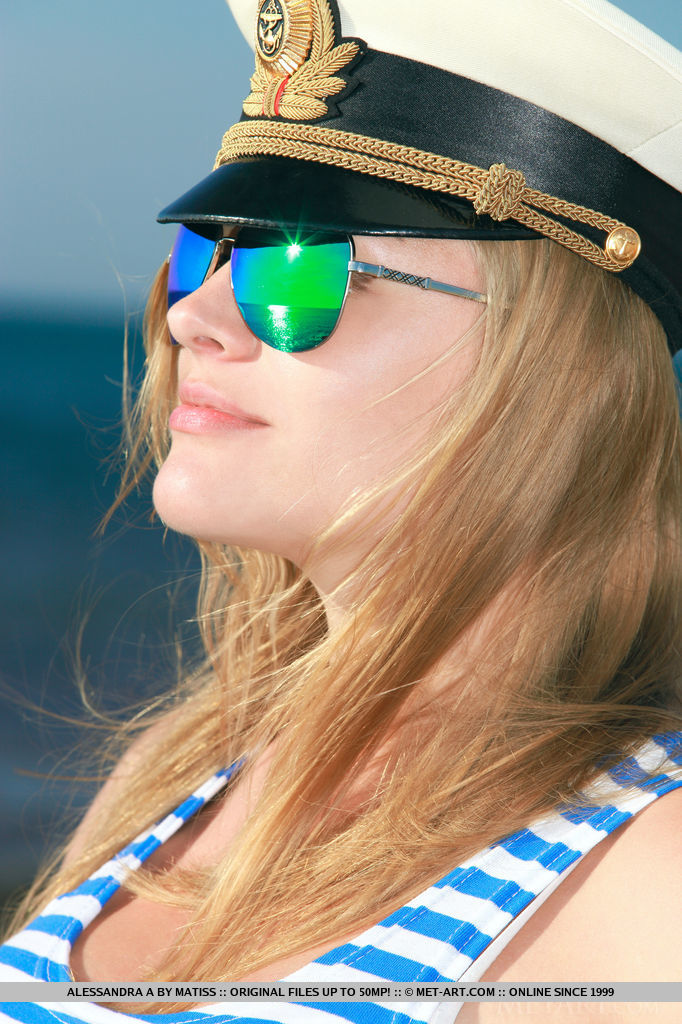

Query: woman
<box><xmin>1</xmin><ymin>0</ymin><xmax>681</xmax><ymax>1020</ymax></box>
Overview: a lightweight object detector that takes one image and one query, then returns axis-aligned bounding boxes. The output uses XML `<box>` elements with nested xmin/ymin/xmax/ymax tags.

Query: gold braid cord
<box><xmin>214</xmin><ymin>120</ymin><xmax>641</xmax><ymax>273</ymax></box>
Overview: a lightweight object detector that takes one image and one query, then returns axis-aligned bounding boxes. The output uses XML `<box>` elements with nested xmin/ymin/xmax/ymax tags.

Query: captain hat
<box><xmin>159</xmin><ymin>0</ymin><xmax>682</xmax><ymax>350</ymax></box>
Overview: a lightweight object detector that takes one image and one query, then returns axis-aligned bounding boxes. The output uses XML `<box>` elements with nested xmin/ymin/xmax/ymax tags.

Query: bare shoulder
<box><xmin>62</xmin><ymin>710</ymin><xmax>181</xmax><ymax>868</ymax></box>
<box><xmin>455</xmin><ymin>786</ymin><xmax>682</xmax><ymax>1023</ymax></box>
<box><xmin>488</xmin><ymin>784</ymin><xmax>682</xmax><ymax>980</ymax></box>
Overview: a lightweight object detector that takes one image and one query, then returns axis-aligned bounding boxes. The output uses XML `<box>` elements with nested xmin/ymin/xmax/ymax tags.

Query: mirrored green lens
<box><xmin>230</xmin><ymin>231</ymin><xmax>351</xmax><ymax>352</ymax></box>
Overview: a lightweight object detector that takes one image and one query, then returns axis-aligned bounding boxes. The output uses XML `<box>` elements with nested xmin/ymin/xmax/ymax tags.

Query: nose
<box><xmin>167</xmin><ymin>262</ymin><xmax>261</xmax><ymax>360</ymax></box>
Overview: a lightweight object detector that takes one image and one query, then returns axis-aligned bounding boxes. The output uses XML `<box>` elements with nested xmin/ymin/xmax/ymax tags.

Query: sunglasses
<box><xmin>167</xmin><ymin>224</ymin><xmax>487</xmax><ymax>353</ymax></box>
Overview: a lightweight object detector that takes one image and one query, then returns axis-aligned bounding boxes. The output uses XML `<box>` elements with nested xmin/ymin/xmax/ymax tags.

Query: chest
<box><xmin>15</xmin><ymin>737</ymin><xmax>681</xmax><ymax>999</ymax></box>
<box><xmin>68</xmin><ymin>765</ymin><xmax>354</xmax><ymax>982</ymax></box>
<box><xmin>68</xmin><ymin>817</ymin><xmax>621</xmax><ymax>986</ymax></box>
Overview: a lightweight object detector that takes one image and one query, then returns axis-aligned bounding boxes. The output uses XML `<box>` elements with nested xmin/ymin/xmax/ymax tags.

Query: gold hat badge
<box><xmin>244</xmin><ymin>0</ymin><xmax>363</xmax><ymax>120</ymax></box>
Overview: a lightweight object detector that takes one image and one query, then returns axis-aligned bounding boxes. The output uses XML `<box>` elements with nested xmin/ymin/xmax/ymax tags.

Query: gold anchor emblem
<box><xmin>246</xmin><ymin>0</ymin><xmax>363</xmax><ymax>120</ymax></box>
<box><xmin>257</xmin><ymin>0</ymin><xmax>286</xmax><ymax>59</ymax></box>
<box><xmin>605</xmin><ymin>226</ymin><xmax>641</xmax><ymax>267</ymax></box>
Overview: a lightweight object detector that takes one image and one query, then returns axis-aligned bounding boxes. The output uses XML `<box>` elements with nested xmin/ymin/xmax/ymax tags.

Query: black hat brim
<box><xmin>157</xmin><ymin>155</ymin><xmax>539</xmax><ymax>241</ymax></box>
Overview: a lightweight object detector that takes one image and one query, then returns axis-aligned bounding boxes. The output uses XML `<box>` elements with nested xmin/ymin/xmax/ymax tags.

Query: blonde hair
<box><xmin>10</xmin><ymin>237</ymin><xmax>682</xmax><ymax>999</ymax></box>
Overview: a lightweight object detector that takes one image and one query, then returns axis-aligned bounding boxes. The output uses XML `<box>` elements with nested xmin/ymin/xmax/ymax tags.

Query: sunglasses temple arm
<box><xmin>349</xmin><ymin>259</ymin><xmax>486</xmax><ymax>304</ymax></box>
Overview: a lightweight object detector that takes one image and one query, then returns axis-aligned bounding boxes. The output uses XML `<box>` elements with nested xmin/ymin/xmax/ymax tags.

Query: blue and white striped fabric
<box><xmin>1</xmin><ymin>732</ymin><xmax>681</xmax><ymax>1024</ymax></box>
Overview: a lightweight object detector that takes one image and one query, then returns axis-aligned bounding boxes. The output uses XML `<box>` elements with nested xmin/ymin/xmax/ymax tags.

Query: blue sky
<box><xmin>2</xmin><ymin>0</ymin><xmax>252</xmax><ymax>316</ymax></box>
<box><xmin>2</xmin><ymin>0</ymin><xmax>680</xmax><ymax>317</ymax></box>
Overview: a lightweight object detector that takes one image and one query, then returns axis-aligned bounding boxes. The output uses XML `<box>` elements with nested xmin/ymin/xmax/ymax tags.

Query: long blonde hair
<box><xmin>11</xmin><ymin>237</ymin><xmax>682</xmax><ymax>992</ymax></box>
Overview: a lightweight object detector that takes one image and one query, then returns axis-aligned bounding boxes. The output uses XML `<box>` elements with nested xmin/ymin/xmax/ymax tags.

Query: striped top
<box><xmin>1</xmin><ymin>732</ymin><xmax>681</xmax><ymax>1024</ymax></box>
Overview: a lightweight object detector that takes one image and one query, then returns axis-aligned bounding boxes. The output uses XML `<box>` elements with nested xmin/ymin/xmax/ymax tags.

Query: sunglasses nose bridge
<box><xmin>168</xmin><ymin>236</ymin><xmax>264</xmax><ymax>358</ymax></box>
<box><xmin>204</xmin><ymin>237</ymin><xmax>234</xmax><ymax>286</ymax></box>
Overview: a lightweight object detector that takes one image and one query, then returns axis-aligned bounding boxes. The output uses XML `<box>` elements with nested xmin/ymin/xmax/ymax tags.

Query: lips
<box><xmin>170</xmin><ymin>379</ymin><xmax>269</xmax><ymax>433</ymax></box>
<box><xmin>178</xmin><ymin>380</ymin><xmax>268</xmax><ymax>422</ymax></box>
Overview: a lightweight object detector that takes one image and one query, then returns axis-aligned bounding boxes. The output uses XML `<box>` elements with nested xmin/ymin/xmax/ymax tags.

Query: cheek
<box><xmin>308</xmin><ymin>301</ymin><xmax>479</xmax><ymax>440</ymax></box>
<box><xmin>283</xmin><ymin>327</ymin><xmax>478</xmax><ymax>506</ymax></box>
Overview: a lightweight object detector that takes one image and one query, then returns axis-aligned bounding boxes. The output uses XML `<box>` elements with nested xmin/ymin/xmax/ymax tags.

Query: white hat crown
<box><xmin>227</xmin><ymin>0</ymin><xmax>682</xmax><ymax>190</ymax></box>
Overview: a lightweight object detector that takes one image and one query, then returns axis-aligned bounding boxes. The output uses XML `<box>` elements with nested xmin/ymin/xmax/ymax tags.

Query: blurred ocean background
<box><xmin>0</xmin><ymin>305</ymin><xmax>203</xmax><ymax>900</ymax></box>
<box><xmin>1</xmin><ymin>0</ymin><xmax>681</xmax><ymax>914</ymax></box>
<box><xmin>0</xmin><ymin>0</ymin><xmax>253</xmax><ymax>913</ymax></box>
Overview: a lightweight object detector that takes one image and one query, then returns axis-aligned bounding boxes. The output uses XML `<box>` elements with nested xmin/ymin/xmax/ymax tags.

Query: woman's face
<box><xmin>153</xmin><ymin>232</ymin><xmax>484</xmax><ymax>589</ymax></box>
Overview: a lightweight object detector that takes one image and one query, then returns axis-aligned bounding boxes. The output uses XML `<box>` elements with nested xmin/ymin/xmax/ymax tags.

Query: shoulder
<box><xmin>456</xmin><ymin>785</ymin><xmax>682</xmax><ymax>1022</ymax></box>
<box><xmin>492</xmin><ymin>784</ymin><xmax>682</xmax><ymax>980</ymax></box>
<box><xmin>561</xmin><ymin>780</ymin><xmax>682</xmax><ymax>967</ymax></box>
<box><xmin>62</xmin><ymin>711</ymin><xmax>181</xmax><ymax>868</ymax></box>
<box><xmin>580</xmin><ymin>779</ymin><xmax>682</xmax><ymax>912</ymax></box>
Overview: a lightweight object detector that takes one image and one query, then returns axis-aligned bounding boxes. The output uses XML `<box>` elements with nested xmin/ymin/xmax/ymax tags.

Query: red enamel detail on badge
<box><xmin>274</xmin><ymin>75</ymin><xmax>290</xmax><ymax>115</ymax></box>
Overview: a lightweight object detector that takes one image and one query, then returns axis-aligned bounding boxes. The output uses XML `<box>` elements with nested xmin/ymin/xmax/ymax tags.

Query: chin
<box><xmin>153</xmin><ymin>456</ymin><xmax>207</xmax><ymax>533</ymax></box>
<box><xmin>152</xmin><ymin>457</ymin><xmax>307</xmax><ymax>560</ymax></box>
<box><xmin>152</xmin><ymin>462</ymin><xmax>244</xmax><ymax>546</ymax></box>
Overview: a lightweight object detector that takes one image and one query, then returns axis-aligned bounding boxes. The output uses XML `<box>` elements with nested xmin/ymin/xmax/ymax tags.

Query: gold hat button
<box><xmin>605</xmin><ymin>226</ymin><xmax>641</xmax><ymax>267</ymax></box>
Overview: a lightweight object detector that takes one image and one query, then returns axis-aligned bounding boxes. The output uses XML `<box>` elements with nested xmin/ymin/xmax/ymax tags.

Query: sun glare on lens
<box><xmin>286</xmin><ymin>244</ymin><xmax>302</xmax><ymax>261</ymax></box>
<box><xmin>268</xmin><ymin>305</ymin><xmax>289</xmax><ymax>328</ymax></box>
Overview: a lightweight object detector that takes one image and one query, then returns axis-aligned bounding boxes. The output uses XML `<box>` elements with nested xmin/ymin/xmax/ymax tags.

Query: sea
<box><xmin>0</xmin><ymin>304</ymin><xmax>200</xmax><ymax>904</ymax></box>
